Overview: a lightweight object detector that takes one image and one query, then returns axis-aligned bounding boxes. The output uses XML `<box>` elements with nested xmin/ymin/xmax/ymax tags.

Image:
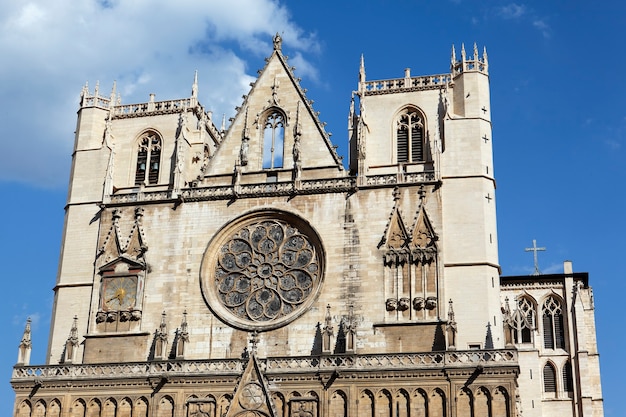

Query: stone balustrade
<box><xmin>12</xmin><ymin>350</ymin><xmax>517</xmax><ymax>381</ymax></box>
<box><xmin>362</xmin><ymin>73</ymin><xmax>451</xmax><ymax>95</ymax></box>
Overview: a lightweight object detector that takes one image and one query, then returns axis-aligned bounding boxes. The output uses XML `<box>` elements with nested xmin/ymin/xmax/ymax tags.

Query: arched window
<box><xmin>542</xmin><ymin>296</ymin><xmax>565</xmax><ymax>350</ymax></box>
<box><xmin>563</xmin><ymin>361</ymin><xmax>574</xmax><ymax>393</ymax></box>
<box><xmin>263</xmin><ymin>111</ymin><xmax>285</xmax><ymax>169</ymax></box>
<box><xmin>543</xmin><ymin>362</ymin><xmax>557</xmax><ymax>393</ymax></box>
<box><xmin>135</xmin><ymin>131</ymin><xmax>162</xmax><ymax>185</ymax></box>
<box><xmin>396</xmin><ymin>108</ymin><xmax>425</xmax><ymax>163</ymax></box>
<box><xmin>513</xmin><ymin>297</ymin><xmax>535</xmax><ymax>344</ymax></box>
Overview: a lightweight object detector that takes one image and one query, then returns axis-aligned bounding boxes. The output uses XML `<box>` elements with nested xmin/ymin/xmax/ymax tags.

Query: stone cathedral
<box><xmin>11</xmin><ymin>37</ymin><xmax>603</xmax><ymax>417</ymax></box>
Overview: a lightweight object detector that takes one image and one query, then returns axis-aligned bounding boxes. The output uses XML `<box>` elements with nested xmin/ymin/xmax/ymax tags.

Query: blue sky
<box><xmin>0</xmin><ymin>0</ymin><xmax>623</xmax><ymax>415</ymax></box>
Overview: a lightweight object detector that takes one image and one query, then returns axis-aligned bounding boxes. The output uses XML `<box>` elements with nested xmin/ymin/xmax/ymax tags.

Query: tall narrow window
<box><xmin>543</xmin><ymin>363</ymin><xmax>557</xmax><ymax>393</ymax></box>
<box><xmin>542</xmin><ymin>296</ymin><xmax>565</xmax><ymax>350</ymax></box>
<box><xmin>563</xmin><ymin>361</ymin><xmax>574</xmax><ymax>393</ymax></box>
<box><xmin>135</xmin><ymin>132</ymin><xmax>162</xmax><ymax>185</ymax></box>
<box><xmin>396</xmin><ymin>108</ymin><xmax>424</xmax><ymax>163</ymax></box>
<box><xmin>513</xmin><ymin>297</ymin><xmax>535</xmax><ymax>344</ymax></box>
<box><xmin>263</xmin><ymin>111</ymin><xmax>285</xmax><ymax>169</ymax></box>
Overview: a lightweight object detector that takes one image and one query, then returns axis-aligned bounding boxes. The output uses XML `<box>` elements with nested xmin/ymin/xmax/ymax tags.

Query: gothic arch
<box><xmin>456</xmin><ymin>387</ymin><xmax>472</xmax><ymax>417</ymax></box>
<box><xmin>539</xmin><ymin>294</ymin><xmax>566</xmax><ymax>350</ymax></box>
<box><xmin>492</xmin><ymin>386</ymin><xmax>509</xmax><ymax>417</ymax></box>
<box><xmin>272</xmin><ymin>392</ymin><xmax>286</xmax><ymax>417</ymax></box>
<box><xmin>258</xmin><ymin>107</ymin><xmax>288</xmax><ymax>170</ymax></box>
<box><xmin>473</xmin><ymin>387</ymin><xmax>491</xmax><ymax>417</ymax></box>
<box><xmin>33</xmin><ymin>400</ymin><xmax>46</xmax><ymax>417</ymax></box>
<box><xmin>16</xmin><ymin>400</ymin><xmax>32</xmax><ymax>417</ymax></box>
<box><xmin>86</xmin><ymin>399</ymin><xmax>101</xmax><ymax>417</ymax></box>
<box><xmin>134</xmin><ymin>397</ymin><xmax>149</xmax><ymax>417</ymax></box>
<box><xmin>132</xmin><ymin>129</ymin><xmax>164</xmax><ymax>186</ymax></box>
<box><xmin>70</xmin><ymin>399</ymin><xmax>86</xmax><ymax>417</ymax></box>
<box><xmin>391</xmin><ymin>105</ymin><xmax>428</xmax><ymax>164</ymax></box>
<box><xmin>118</xmin><ymin>397</ymin><xmax>132</xmax><ymax>417</ymax></box>
<box><xmin>411</xmin><ymin>389</ymin><xmax>428</xmax><ymax>417</ymax></box>
<box><xmin>157</xmin><ymin>395</ymin><xmax>175</xmax><ymax>417</ymax></box>
<box><xmin>429</xmin><ymin>388</ymin><xmax>446</xmax><ymax>417</ymax></box>
<box><xmin>358</xmin><ymin>390</ymin><xmax>375</xmax><ymax>417</ymax></box>
<box><xmin>330</xmin><ymin>390</ymin><xmax>348</xmax><ymax>417</ymax></box>
<box><xmin>376</xmin><ymin>389</ymin><xmax>393</xmax><ymax>417</ymax></box>
<box><xmin>394</xmin><ymin>389</ymin><xmax>410</xmax><ymax>417</ymax></box>
<box><xmin>543</xmin><ymin>360</ymin><xmax>558</xmax><ymax>397</ymax></box>
<box><xmin>103</xmin><ymin>398</ymin><xmax>117</xmax><ymax>417</ymax></box>
<box><xmin>48</xmin><ymin>399</ymin><xmax>62</xmax><ymax>417</ymax></box>
<box><xmin>512</xmin><ymin>295</ymin><xmax>537</xmax><ymax>344</ymax></box>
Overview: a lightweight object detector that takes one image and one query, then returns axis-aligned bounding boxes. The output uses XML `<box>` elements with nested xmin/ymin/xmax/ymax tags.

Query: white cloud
<box><xmin>497</xmin><ymin>3</ymin><xmax>526</xmax><ymax>19</ymax></box>
<box><xmin>532</xmin><ymin>19</ymin><xmax>551</xmax><ymax>38</ymax></box>
<box><xmin>0</xmin><ymin>0</ymin><xmax>318</xmax><ymax>187</ymax></box>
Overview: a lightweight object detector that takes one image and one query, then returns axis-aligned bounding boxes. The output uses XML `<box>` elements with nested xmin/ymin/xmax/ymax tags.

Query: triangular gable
<box><xmin>410</xmin><ymin>207</ymin><xmax>437</xmax><ymax>249</ymax></box>
<box><xmin>124</xmin><ymin>220</ymin><xmax>147</xmax><ymax>261</ymax></box>
<box><xmin>379</xmin><ymin>187</ymin><xmax>410</xmax><ymax>250</ymax></box>
<box><xmin>205</xmin><ymin>34</ymin><xmax>343</xmax><ymax>176</ymax></box>
<box><xmin>99</xmin><ymin>256</ymin><xmax>145</xmax><ymax>274</ymax></box>
<box><xmin>226</xmin><ymin>354</ymin><xmax>277</xmax><ymax>417</ymax></box>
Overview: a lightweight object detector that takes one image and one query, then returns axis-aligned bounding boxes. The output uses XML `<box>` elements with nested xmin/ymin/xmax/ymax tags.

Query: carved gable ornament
<box><xmin>226</xmin><ymin>354</ymin><xmax>277</xmax><ymax>417</ymax></box>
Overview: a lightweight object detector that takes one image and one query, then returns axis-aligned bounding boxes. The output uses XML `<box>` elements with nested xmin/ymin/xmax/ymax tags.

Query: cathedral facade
<box><xmin>11</xmin><ymin>37</ymin><xmax>603</xmax><ymax>417</ymax></box>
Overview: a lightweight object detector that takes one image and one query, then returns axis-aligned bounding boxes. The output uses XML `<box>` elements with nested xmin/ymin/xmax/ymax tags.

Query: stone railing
<box><xmin>362</xmin><ymin>73</ymin><xmax>451</xmax><ymax>95</ymax></box>
<box><xmin>108</xmin><ymin>173</ymin><xmax>437</xmax><ymax>205</ymax></box>
<box><xmin>112</xmin><ymin>99</ymin><xmax>193</xmax><ymax>118</ymax></box>
<box><xmin>12</xmin><ymin>350</ymin><xmax>517</xmax><ymax>381</ymax></box>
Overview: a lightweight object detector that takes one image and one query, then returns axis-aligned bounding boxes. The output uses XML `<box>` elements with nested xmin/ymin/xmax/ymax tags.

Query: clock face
<box><xmin>102</xmin><ymin>276</ymin><xmax>138</xmax><ymax>311</ymax></box>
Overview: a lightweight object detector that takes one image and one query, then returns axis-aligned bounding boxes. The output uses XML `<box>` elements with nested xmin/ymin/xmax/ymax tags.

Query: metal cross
<box><xmin>482</xmin><ymin>134</ymin><xmax>489</xmax><ymax>143</ymax></box>
<box><xmin>525</xmin><ymin>239</ymin><xmax>546</xmax><ymax>275</ymax></box>
<box><xmin>481</xmin><ymin>106</ymin><xmax>488</xmax><ymax>114</ymax></box>
<box><xmin>485</xmin><ymin>193</ymin><xmax>492</xmax><ymax>203</ymax></box>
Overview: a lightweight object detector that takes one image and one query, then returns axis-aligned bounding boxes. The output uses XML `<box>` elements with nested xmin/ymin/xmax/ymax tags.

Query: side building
<box><xmin>11</xmin><ymin>37</ymin><xmax>603</xmax><ymax>417</ymax></box>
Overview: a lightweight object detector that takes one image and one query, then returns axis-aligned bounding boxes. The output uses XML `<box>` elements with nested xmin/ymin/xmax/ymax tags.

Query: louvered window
<box><xmin>563</xmin><ymin>361</ymin><xmax>574</xmax><ymax>392</ymax></box>
<box><xmin>396</xmin><ymin>109</ymin><xmax>424</xmax><ymax>163</ymax></box>
<box><xmin>542</xmin><ymin>297</ymin><xmax>566</xmax><ymax>350</ymax></box>
<box><xmin>543</xmin><ymin>363</ymin><xmax>557</xmax><ymax>393</ymax></box>
<box><xmin>135</xmin><ymin>132</ymin><xmax>162</xmax><ymax>185</ymax></box>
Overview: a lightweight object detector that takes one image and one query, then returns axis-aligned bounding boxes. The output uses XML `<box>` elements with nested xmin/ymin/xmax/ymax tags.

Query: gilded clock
<box><xmin>102</xmin><ymin>276</ymin><xmax>138</xmax><ymax>311</ymax></box>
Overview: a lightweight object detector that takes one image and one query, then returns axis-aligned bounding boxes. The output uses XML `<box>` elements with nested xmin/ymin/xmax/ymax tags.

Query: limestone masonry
<box><xmin>11</xmin><ymin>37</ymin><xmax>603</xmax><ymax>417</ymax></box>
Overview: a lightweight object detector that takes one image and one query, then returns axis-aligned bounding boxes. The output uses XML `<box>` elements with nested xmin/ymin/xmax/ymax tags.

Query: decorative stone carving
<box><xmin>202</xmin><ymin>211</ymin><xmax>324</xmax><ymax>331</ymax></box>
<box><xmin>385</xmin><ymin>298</ymin><xmax>397</xmax><ymax>311</ymax></box>
<box><xmin>398</xmin><ymin>297</ymin><xmax>411</xmax><ymax>311</ymax></box>
<box><xmin>413</xmin><ymin>297</ymin><xmax>425</xmax><ymax>310</ymax></box>
<box><xmin>426</xmin><ymin>296</ymin><xmax>437</xmax><ymax>310</ymax></box>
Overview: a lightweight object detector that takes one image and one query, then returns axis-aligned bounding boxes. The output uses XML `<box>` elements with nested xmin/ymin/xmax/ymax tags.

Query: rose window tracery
<box><xmin>202</xmin><ymin>212</ymin><xmax>324</xmax><ymax>330</ymax></box>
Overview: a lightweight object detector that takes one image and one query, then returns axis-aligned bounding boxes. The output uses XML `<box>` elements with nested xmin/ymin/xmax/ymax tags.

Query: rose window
<box><xmin>202</xmin><ymin>212</ymin><xmax>324</xmax><ymax>330</ymax></box>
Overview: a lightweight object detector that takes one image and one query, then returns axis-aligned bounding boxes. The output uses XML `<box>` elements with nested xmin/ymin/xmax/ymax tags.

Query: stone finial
<box><xmin>446</xmin><ymin>300</ymin><xmax>457</xmax><ymax>350</ymax></box>
<box><xmin>273</xmin><ymin>33</ymin><xmax>282</xmax><ymax>51</ymax></box>
<box><xmin>17</xmin><ymin>318</ymin><xmax>32</xmax><ymax>366</ymax></box>
<box><xmin>359</xmin><ymin>54</ymin><xmax>366</xmax><ymax>84</ymax></box>
<box><xmin>109</xmin><ymin>81</ymin><xmax>117</xmax><ymax>108</ymax></box>
<box><xmin>176</xmin><ymin>310</ymin><xmax>190</xmax><ymax>359</ymax></box>
<box><xmin>450</xmin><ymin>44</ymin><xmax>457</xmax><ymax>70</ymax></box>
<box><xmin>461</xmin><ymin>43</ymin><xmax>466</xmax><ymax>62</ymax></box>
<box><xmin>249</xmin><ymin>330</ymin><xmax>259</xmax><ymax>355</ymax></box>
<box><xmin>322</xmin><ymin>304</ymin><xmax>334</xmax><ymax>353</ymax></box>
<box><xmin>155</xmin><ymin>311</ymin><xmax>168</xmax><ymax>360</ymax></box>
<box><xmin>191</xmin><ymin>70</ymin><xmax>198</xmax><ymax>98</ymax></box>
<box><xmin>473</xmin><ymin>42</ymin><xmax>479</xmax><ymax>60</ymax></box>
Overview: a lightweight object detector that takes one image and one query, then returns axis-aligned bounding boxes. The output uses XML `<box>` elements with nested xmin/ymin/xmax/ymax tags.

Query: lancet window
<box><xmin>396</xmin><ymin>107</ymin><xmax>425</xmax><ymax>163</ymax></box>
<box><xmin>512</xmin><ymin>297</ymin><xmax>535</xmax><ymax>344</ymax></box>
<box><xmin>262</xmin><ymin>110</ymin><xmax>285</xmax><ymax>169</ymax></box>
<box><xmin>542</xmin><ymin>296</ymin><xmax>565</xmax><ymax>350</ymax></box>
<box><xmin>563</xmin><ymin>361</ymin><xmax>574</xmax><ymax>393</ymax></box>
<box><xmin>135</xmin><ymin>131</ymin><xmax>162</xmax><ymax>185</ymax></box>
<box><xmin>543</xmin><ymin>362</ymin><xmax>557</xmax><ymax>393</ymax></box>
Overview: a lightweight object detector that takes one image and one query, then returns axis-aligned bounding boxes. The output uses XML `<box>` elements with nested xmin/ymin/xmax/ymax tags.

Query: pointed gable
<box><xmin>205</xmin><ymin>34</ymin><xmax>343</xmax><ymax>176</ymax></box>
<box><xmin>226</xmin><ymin>354</ymin><xmax>277</xmax><ymax>417</ymax></box>
<box><xmin>410</xmin><ymin>207</ymin><xmax>438</xmax><ymax>264</ymax></box>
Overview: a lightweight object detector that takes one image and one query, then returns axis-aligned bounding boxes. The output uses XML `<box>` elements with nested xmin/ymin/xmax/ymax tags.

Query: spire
<box><xmin>450</xmin><ymin>44</ymin><xmax>457</xmax><ymax>71</ymax></box>
<box><xmin>154</xmin><ymin>311</ymin><xmax>168</xmax><ymax>360</ymax></box>
<box><xmin>473</xmin><ymin>42</ymin><xmax>479</xmax><ymax>60</ymax></box>
<box><xmin>461</xmin><ymin>43</ymin><xmax>466</xmax><ymax>62</ymax></box>
<box><xmin>109</xmin><ymin>81</ymin><xmax>117</xmax><ymax>108</ymax></box>
<box><xmin>175</xmin><ymin>310</ymin><xmax>190</xmax><ymax>359</ymax></box>
<box><xmin>446</xmin><ymin>300</ymin><xmax>457</xmax><ymax>350</ymax></box>
<box><xmin>221</xmin><ymin>113</ymin><xmax>226</xmax><ymax>132</ymax></box>
<box><xmin>359</xmin><ymin>54</ymin><xmax>366</xmax><ymax>84</ymax></box>
<box><xmin>322</xmin><ymin>304</ymin><xmax>334</xmax><ymax>353</ymax></box>
<box><xmin>191</xmin><ymin>70</ymin><xmax>198</xmax><ymax>99</ymax></box>
<box><xmin>17</xmin><ymin>318</ymin><xmax>32</xmax><ymax>365</ymax></box>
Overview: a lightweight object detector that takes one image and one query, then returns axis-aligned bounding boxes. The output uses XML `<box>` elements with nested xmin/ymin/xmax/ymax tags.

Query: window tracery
<box><xmin>512</xmin><ymin>297</ymin><xmax>535</xmax><ymax>344</ymax></box>
<box><xmin>135</xmin><ymin>131</ymin><xmax>162</xmax><ymax>185</ymax></box>
<box><xmin>262</xmin><ymin>111</ymin><xmax>285</xmax><ymax>169</ymax></box>
<box><xmin>396</xmin><ymin>108</ymin><xmax>425</xmax><ymax>163</ymax></box>
<box><xmin>202</xmin><ymin>212</ymin><xmax>324</xmax><ymax>331</ymax></box>
<box><xmin>542</xmin><ymin>296</ymin><xmax>565</xmax><ymax>350</ymax></box>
